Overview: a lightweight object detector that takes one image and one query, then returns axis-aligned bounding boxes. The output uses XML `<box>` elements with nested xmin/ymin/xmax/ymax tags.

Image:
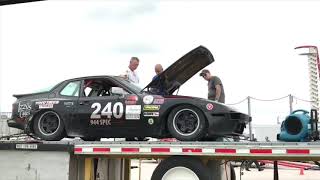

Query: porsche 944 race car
<box><xmin>7</xmin><ymin>46</ymin><xmax>251</xmax><ymax>141</ymax></box>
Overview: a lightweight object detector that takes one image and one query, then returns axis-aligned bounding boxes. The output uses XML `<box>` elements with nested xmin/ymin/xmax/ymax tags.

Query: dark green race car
<box><xmin>8</xmin><ymin>46</ymin><xmax>250</xmax><ymax>141</ymax></box>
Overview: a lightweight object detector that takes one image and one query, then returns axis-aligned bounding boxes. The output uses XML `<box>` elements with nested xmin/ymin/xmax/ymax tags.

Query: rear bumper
<box><xmin>7</xmin><ymin>119</ymin><xmax>25</xmax><ymax>130</ymax></box>
<box><xmin>206</xmin><ymin>112</ymin><xmax>251</xmax><ymax>136</ymax></box>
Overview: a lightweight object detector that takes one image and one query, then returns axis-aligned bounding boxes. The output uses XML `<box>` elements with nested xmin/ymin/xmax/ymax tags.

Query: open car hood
<box><xmin>143</xmin><ymin>45</ymin><xmax>214</xmax><ymax>95</ymax></box>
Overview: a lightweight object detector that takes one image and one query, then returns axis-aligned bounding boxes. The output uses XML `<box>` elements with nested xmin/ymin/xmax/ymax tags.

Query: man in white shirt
<box><xmin>124</xmin><ymin>57</ymin><xmax>140</xmax><ymax>84</ymax></box>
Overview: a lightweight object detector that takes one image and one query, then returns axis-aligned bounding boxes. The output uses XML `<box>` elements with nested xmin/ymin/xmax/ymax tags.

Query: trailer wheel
<box><xmin>151</xmin><ymin>156</ymin><xmax>211</xmax><ymax>180</ymax></box>
<box><xmin>33</xmin><ymin>111</ymin><xmax>65</xmax><ymax>141</ymax></box>
<box><xmin>167</xmin><ymin>105</ymin><xmax>206</xmax><ymax>141</ymax></box>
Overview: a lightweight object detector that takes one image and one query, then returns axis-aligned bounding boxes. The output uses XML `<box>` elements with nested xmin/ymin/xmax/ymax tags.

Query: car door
<box><xmin>55</xmin><ymin>80</ymin><xmax>82</xmax><ymax>136</ymax></box>
<box><xmin>76</xmin><ymin>78</ymin><xmax>143</xmax><ymax>138</ymax></box>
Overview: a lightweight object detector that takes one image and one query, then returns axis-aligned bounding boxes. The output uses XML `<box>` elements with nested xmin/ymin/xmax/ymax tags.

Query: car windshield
<box><xmin>113</xmin><ymin>76</ymin><xmax>143</xmax><ymax>93</ymax></box>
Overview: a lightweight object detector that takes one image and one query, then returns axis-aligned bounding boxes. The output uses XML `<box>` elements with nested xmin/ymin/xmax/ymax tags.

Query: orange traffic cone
<box><xmin>299</xmin><ymin>168</ymin><xmax>304</xmax><ymax>175</ymax></box>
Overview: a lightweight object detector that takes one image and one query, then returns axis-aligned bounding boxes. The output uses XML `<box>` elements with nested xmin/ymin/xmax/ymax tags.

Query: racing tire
<box><xmin>33</xmin><ymin>111</ymin><xmax>65</xmax><ymax>141</ymax></box>
<box><xmin>167</xmin><ymin>105</ymin><xmax>206</xmax><ymax>141</ymax></box>
<box><xmin>151</xmin><ymin>156</ymin><xmax>212</xmax><ymax>180</ymax></box>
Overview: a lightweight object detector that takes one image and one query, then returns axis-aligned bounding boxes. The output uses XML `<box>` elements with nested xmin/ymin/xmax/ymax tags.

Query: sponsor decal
<box><xmin>125</xmin><ymin>100</ymin><xmax>136</xmax><ymax>105</ymax></box>
<box><xmin>143</xmin><ymin>105</ymin><xmax>160</xmax><ymax>111</ymax></box>
<box><xmin>125</xmin><ymin>114</ymin><xmax>140</xmax><ymax>120</ymax></box>
<box><xmin>144</xmin><ymin>112</ymin><xmax>159</xmax><ymax>117</ymax></box>
<box><xmin>206</xmin><ymin>103</ymin><xmax>214</xmax><ymax>110</ymax></box>
<box><xmin>125</xmin><ymin>95</ymin><xmax>138</xmax><ymax>104</ymax></box>
<box><xmin>126</xmin><ymin>105</ymin><xmax>141</xmax><ymax>120</ymax></box>
<box><xmin>148</xmin><ymin>118</ymin><xmax>154</xmax><ymax>125</ymax></box>
<box><xmin>90</xmin><ymin>119</ymin><xmax>111</xmax><ymax>126</ymax></box>
<box><xmin>126</xmin><ymin>105</ymin><xmax>141</xmax><ymax>114</ymax></box>
<box><xmin>143</xmin><ymin>95</ymin><xmax>154</xmax><ymax>105</ymax></box>
<box><xmin>36</xmin><ymin>101</ymin><xmax>59</xmax><ymax>109</ymax></box>
<box><xmin>153</xmin><ymin>98</ymin><xmax>164</xmax><ymax>104</ymax></box>
<box><xmin>18</xmin><ymin>102</ymin><xmax>31</xmax><ymax>118</ymax></box>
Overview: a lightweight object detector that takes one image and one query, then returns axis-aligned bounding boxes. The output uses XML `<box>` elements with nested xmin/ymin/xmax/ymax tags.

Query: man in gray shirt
<box><xmin>200</xmin><ymin>69</ymin><xmax>225</xmax><ymax>103</ymax></box>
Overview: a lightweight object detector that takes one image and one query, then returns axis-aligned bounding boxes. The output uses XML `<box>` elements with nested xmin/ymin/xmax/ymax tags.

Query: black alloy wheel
<box><xmin>33</xmin><ymin>111</ymin><xmax>65</xmax><ymax>141</ymax></box>
<box><xmin>173</xmin><ymin>109</ymin><xmax>200</xmax><ymax>136</ymax></box>
<box><xmin>167</xmin><ymin>105</ymin><xmax>206</xmax><ymax>141</ymax></box>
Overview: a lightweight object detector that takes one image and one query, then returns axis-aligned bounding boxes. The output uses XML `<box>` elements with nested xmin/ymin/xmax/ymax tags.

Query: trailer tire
<box><xmin>151</xmin><ymin>156</ymin><xmax>212</xmax><ymax>180</ymax></box>
<box><xmin>167</xmin><ymin>105</ymin><xmax>206</xmax><ymax>141</ymax></box>
<box><xmin>33</xmin><ymin>111</ymin><xmax>65</xmax><ymax>141</ymax></box>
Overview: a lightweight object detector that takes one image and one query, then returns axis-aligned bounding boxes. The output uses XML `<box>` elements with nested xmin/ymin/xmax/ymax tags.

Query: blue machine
<box><xmin>277</xmin><ymin>109</ymin><xmax>319</xmax><ymax>142</ymax></box>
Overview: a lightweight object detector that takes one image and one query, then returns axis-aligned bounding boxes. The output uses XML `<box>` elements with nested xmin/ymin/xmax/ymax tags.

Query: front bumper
<box><xmin>205</xmin><ymin>112</ymin><xmax>251</xmax><ymax>136</ymax></box>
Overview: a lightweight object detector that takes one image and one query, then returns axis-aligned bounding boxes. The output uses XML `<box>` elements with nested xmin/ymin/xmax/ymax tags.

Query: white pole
<box><xmin>247</xmin><ymin>96</ymin><xmax>253</xmax><ymax>141</ymax></box>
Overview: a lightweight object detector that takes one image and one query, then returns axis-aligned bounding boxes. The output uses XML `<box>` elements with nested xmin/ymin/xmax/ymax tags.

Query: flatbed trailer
<box><xmin>1</xmin><ymin>139</ymin><xmax>320</xmax><ymax>180</ymax></box>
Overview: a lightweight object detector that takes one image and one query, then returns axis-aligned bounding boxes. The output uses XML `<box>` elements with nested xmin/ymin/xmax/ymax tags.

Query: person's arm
<box><xmin>120</xmin><ymin>70</ymin><xmax>129</xmax><ymax>80</ymax></box>
<box><xmin>213</xmin><ymin>76</ymin><xmax>223</xmax><ymax>101</ymax></box>
<box><xmin>215</xmin><ymin>84</ymin><xmax>222</xmax><ymax>101</ymax></box>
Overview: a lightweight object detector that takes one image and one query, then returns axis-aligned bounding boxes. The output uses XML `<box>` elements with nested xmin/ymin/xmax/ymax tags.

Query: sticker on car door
<box><xmin>125</xmin><ymin>105</ymin><xmax>141</xmax><ymax>120</ymax></box>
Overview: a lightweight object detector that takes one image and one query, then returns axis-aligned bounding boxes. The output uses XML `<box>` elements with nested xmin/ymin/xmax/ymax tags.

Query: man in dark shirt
<box><xmin>151</xmin><ymin>64</ymin><xmax>167</xmax><ymax>95</ymax></box>
<box><xmin>153</xmin><ymin>64</ymin><xmax>163</xmax><ymax>80</ymax></box>
<box><xmin>200</xmin><ymin>69</ymin><xmax>225</xmax><ymax>103</ymax></box>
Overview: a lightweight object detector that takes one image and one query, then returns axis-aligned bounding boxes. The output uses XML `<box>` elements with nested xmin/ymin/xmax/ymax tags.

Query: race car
<box><xmin>7</xmin><ymin>46</ymin><xmax>250</xmax><ymax>141</ymax></box>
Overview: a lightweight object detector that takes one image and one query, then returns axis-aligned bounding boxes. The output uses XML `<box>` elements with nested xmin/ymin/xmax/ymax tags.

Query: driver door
<box><xmin>76</xmin><ymin>78</ymin><xmax>142</xmax><ymax>138</ymax></box>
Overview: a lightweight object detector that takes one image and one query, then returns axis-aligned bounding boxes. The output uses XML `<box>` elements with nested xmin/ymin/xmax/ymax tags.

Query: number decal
<box><xmin>91</xmin><ymin>103</ymin><xmax>101</xmax><ymax>119</ymax></box>
<box><xmin>101</xmin><ymin>102</ymin><xmax>112</xmax><ymax>118</ymax></box>
<box><xmin>113</xmin><ymin>102</ymin><xmax>123</xmax><ymax>119</ymax></box>
<box><xmin>91</xmin><ymin>102</ymin><xmax>123</xmax><ymax>119</ymax></box>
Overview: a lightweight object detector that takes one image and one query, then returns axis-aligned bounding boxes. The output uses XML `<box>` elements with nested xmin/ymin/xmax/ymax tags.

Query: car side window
<box><xmin>60</xmin><ymin>81</ymin><xmax>81</xmax><ymax>97</ymax></box>
<box><xmin>82</xmin><ymin>79</ymin><xmax>130</xmax><ymax>97</ymax></box>
<box><xmin>83</xmin><ymin>83</ymin><xmax>110</xmax><ymax>97</ymax></box>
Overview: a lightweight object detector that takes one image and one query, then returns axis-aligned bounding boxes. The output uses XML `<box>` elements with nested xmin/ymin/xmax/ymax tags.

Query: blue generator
<box><xmin>277</xmin><ymin>109</ymin><xmax>319</xmax><ymax>142</ymax></box>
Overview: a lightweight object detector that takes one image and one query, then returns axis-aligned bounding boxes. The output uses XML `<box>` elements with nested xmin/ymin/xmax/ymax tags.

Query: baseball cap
<box><xmin>199</xmin><ymin>69</ymin><xmax>210</xmax><ymax>77</ymax></box>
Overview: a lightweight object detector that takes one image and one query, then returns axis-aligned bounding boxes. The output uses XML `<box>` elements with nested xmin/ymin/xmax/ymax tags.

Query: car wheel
<box><xmin>167</xmin><ymin>105</ymin><xmax>206</xmax><ymax>141</ymax></box>
<box><xmin>33</xmin><ymin>111</ymin><xmax>65</xmax><ymax>141</ymax></box>
<box><xmin>151</xmin><ymin>156</ymin><xmax>211</xmax><ymax>180</ymax></box>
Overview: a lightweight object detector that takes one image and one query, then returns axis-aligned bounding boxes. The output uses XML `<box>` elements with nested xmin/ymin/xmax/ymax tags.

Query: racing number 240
<box><xmin>91</xmin><ymin>102</ymin><xmax>123</xmax><ymax>119</ymax></box>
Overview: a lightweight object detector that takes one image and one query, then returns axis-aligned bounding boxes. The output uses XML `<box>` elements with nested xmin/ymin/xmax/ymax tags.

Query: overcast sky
<box><xmin>1</xmin><ymin>0</ymin><xmax>319</xmax><ymax>125</ymax></box>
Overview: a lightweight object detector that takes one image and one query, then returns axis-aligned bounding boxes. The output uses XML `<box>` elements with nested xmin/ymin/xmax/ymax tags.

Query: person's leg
<box><xmin>245</xmin><ymin>160</ymin><xmax>251</xmax><ymax>171</ymax></box>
